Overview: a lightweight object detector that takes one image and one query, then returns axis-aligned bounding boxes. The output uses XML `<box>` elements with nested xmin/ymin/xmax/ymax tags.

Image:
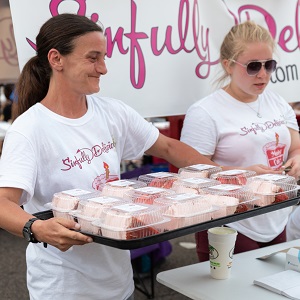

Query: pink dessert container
<box><xmin>71</xmin><ymin>196</ymin><xmax>131</xmax><ymax>234</ymax></box>
<box><xmin>49</xmin><ymin>206</ymin><xmax>75</xmax><ymax>221</ymax></box>
<box><xmin>153</xmin><ymin>193</ymin><xmax>219</xmax><ymax>230</ymax></box>
<box><xmin>201</xmin><ymin>184</ymin><xmax>257</xmax><ymax>218</ymax></box>
<box><xmin>101</xmin><ymin>179</ymin><xmax>147</xmax><ymax>198</ymax></box>
<box><xmin>124</xmin><ymin>186</ymin><xmax>175</xmax><ymax>205</ymax></box>
<box><xmin>178</xmin><ymin>164</ymin><xmax>222</xmax><ymax>179</ymax></box>
<box><xmin>210</xmin><ymin>169</ymin><xmax>256</xmax><ymax>185</ymax></box>
<box><xmin>246</xmin><ymin>174</ymin><xmax>299</xmax><ymax>206</ymax></box>
<box><xmin>72</xmin><ymin>214</ymin><xmax>100</xmax><ymax>235</ymax></box>
<box><xmin>47</xmin><ymin>188</ymin><xmax>102</xmax><ymax>220</ymax></box>
<box><xmin>171</xmin><ymin>177</ymin><xmax>220</xmax><ymax>194</ymax></box>
<box><xmin>137</xmin><ymin>172</ymin><xmax>179</xmax><ymax>189</ymax></box>
<box><xmin>92</xmin><ymin>203</ymin><xmax>170</xmax><ymax>240</ymax></box>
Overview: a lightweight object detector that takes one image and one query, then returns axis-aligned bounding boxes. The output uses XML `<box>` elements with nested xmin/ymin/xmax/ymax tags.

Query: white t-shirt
<box><xmin>0</xmin><ymin>95</ymin><xmax>159</xmax><ymax>300</ymax></box>
<box><xmin>181</xmin><ymin>89</ymin><xmax>298</xmax><ymax>242</ymax></box>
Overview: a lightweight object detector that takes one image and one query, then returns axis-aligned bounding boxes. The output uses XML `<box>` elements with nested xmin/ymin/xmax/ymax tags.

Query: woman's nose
<box><xmin>96</xmin><ymin>60</ymin><xmax>108</xmax><ymax>75</ymax></box>
<box><xmin>256</xmin><ymin>64</ymin><xmax>268</xmax><ymax>78</ymax></box>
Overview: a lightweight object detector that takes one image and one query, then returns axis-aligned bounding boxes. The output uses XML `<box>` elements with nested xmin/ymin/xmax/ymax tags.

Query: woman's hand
<box><xmin>284</xmin><ymin>129</ymin><xmax>300</xmax><ymax>179</ymax></box>
<box><xmin>281</xmin><ymin>155</ymin><xmax>300</xmax><ymax>179</ymax></box>
<box><xmin>31</xmin><ymin>217</ymin><xmax>93</xmax><ymax>252</ymax></box>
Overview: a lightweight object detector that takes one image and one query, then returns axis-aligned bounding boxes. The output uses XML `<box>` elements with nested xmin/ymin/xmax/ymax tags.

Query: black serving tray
<box><xmin>34</xmin><ymin>197</ymin><xmax>300</xmax><ymax>250</ymax></box>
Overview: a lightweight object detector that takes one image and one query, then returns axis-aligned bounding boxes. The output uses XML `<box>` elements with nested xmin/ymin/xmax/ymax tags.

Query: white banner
<box><xmin>8</xmin><ymin>0</ymin><xmax>300</xmax><ymax>117</ymax></box>
<box><xmin>0</xmin><ymin>0</ymin><xmax>19</xmax><ymax>84</ymax></box>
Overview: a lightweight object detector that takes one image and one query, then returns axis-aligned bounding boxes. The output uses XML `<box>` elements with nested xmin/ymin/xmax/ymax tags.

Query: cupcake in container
<box><xmin>124</xmin><ymin>186</ymin><xmax>175</xmax><ymax>205</ymax></box>
<box><xmin>246</xmin><ymin>174</ymin><xmax>299</xmax><ymax>206</ymax></box>
<box><xmin>178</xmin><ymin>164</ymin><xmax>222</xmax><ymax>179</ymax></box>
<box><xmin>171</xmin><ymin>177</ymin><xmax>220</xmax><ymax>194</ymax></box>
<box><xmin>92</xmin><ymin>203</ymin><xmax>170</xmax><ymax>240</ymax></box>
<box><xmin>71</xmin><ymin>196</ymin><xmax>131</xmax><ymax>234</ymax></box>
<box><xmin>137</xmin><ymin>172</ymin><xmax>179</xmax><ymax>189</ymax></box>
<box><xmin>210</xmin><ymin>169</ymin><xmax>256</xmax><ymax>185</ymax></box>
<box><xmin>201</xmin><ymin>184</ymin><xmax>257</xmax><ymax>218</ymax></box>
<box><xmin>47</xmin><ymin>188</ymin><xmax>102</xmax><ymax>220</ymax></box>
<box><xmin>153</xmin><ymin>193</ymin><xmax>218</xmax><ymax>230</ymax></box>
<box><xmin>101</xmin><ymin>179</ymin><xmax>146</xmax><ymax>198</ymax></box>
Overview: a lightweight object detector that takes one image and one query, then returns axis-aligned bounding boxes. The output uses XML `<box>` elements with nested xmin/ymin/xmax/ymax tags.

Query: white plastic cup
<box><xmin>207</xmin><ymin>226</ymin><xmax>238</xmax><ymax>279</ymax></box>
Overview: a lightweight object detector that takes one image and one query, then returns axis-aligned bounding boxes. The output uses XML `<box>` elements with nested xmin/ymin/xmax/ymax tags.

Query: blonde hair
<box><xmin>215</xmin><ymin>20</ymin><xmax>275</xmax><ymax>87</ymax></box>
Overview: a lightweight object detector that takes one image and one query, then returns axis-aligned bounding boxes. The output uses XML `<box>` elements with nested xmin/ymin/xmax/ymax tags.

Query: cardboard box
<box><xmin>285</xmin><ymin>247</ymin><xmax>300</xmax><ymax>272</ymax></box>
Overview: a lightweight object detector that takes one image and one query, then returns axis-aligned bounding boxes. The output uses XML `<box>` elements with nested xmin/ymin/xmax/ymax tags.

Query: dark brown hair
<box><xmin>15</xmin><ymin>13</ymin><xmax>103</xmax><ymax>117</ymax></box>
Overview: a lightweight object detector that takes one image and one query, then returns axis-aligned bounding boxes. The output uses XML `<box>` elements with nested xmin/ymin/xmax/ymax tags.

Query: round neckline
<box><xmin>220</xmin><ymin>89</ymin><xmax>261</xmax><ymax>106</ymax></box>
<box><xmin>36</xmin><ymin>95</ymin><xmax>94</xmax><ymax>125</ymax></box>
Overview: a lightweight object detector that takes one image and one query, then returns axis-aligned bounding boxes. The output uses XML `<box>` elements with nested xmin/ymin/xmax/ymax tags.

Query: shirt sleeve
<box><xmin>285</xmin><ymin>102</ymin><xmax>299</xmax><ymax>132</ymax></box>
<box><xmin>0</xmin><ymin>130</ymin><xmax>37</xmax><ymax>205</ymax></box>
<box><xmin>180</xmin><ymin>103</ymin><xmax>218</xmax><ymax>156</ymax></box>
<box><xmin>107</xmin><ymin>99</ymin><xmax>159</xmax><ymax>160</ymax></box>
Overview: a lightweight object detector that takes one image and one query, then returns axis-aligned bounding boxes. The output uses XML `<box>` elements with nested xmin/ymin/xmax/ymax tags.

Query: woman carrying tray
<box><xmin>180</xmin><ymin>20</ymin><xmax>300</xmax><ymax>262</ymax></box>
<box><xmin>0</xmin><ymin>13</ymin><xmax>224</xmax><ymax>300</ymax></box>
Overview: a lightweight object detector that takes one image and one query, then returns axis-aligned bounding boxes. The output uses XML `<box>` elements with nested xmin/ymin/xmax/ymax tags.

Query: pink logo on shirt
<box><xmin>61</xmin><ymin>141</ymin><xmax>116</xmax><ymax>171</ymax></box>
<box><xmin>92</xmin><ymin>162</ymin><xmax>119</xmax><ymax>191</ymax></box>
<box><xmin>263</xmin><ymin>133</ymin><xmax>286</xmax><ymax>170</ymax></box>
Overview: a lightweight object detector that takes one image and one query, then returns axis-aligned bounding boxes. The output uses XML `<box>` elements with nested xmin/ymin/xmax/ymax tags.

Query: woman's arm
<box><xmin>282</xmin><ymin>128</ymin><xmax>300</xmax><ymax>178</ymax></box>
<box><xmin>145</xmin><ymin>133</ymin><xmax>218</xmax><ymax>168</ymax></box>
<box><xmin>147</xmin><ymin>133</ymin><xmax>282</xmax><ymax>175</ymax></box>
<box><xmin>0</xmin><ymin>187</ymin><xmax>93</xmax><ymax>251</ymax></box>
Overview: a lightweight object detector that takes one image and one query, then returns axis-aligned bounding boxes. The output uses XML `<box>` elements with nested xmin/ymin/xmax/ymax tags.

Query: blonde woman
<box><xmin>181</xmin><ymin>21</ymin><xmax>300</xmax><ymax>261</ymax></box>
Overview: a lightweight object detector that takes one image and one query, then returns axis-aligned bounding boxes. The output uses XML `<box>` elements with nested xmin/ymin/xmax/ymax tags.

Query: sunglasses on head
<box><xmin>229</xmin><ymin>59</ymin><xmax>277</xmax><ymax>76</ymax></box>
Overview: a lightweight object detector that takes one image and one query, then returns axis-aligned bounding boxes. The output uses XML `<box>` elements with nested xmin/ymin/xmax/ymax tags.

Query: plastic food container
<box><xmin>178</xmin><ymin>164</ymin><xmax>222</xmax><ymax>179</ymax></box>
<box><xmin>246</xmin><ymin>174</ymin><xmax>299</xmax><ymax>206</ymax></box>
<box><xmin>171</xmin><ymin>177</ymin><xmax>220</xmax><ymax>194</ymax></box>
<box><xmin>47</xmin><ymin>188</ymin><xmax>102</xmax><ymax>219</ymax></box>
<box><xmin>101</xmin><ymin>179</ymin><xmax>147</xmax><ymax>198</ymax></box>
<box><xmin>72</xmin><ymin>214</ymin><xmax>100</xmax><ymax>235</ymax></box>
<box><xmin>92</xmin><ymin>203</ymin><xmax>170</xmax><ymax>240</ymax></box>
<box><xmin>153</xmin><ymin>193</ymin><xmax>218</xmax><ymax>230</ymax></box>
<box><xmin>49</xmin><ymin>206</ymin><xmax>75</xmax><ymax>221</ymax></box>
<box><xmin>69</xmin><ymin>196</ymin><xmax>131</xmax><ymax>234</ymax></box>
<box><xmin>76</xmin><ymin>196</ymin><xmax>130</xmax><ymax>217</ymax></box>
<box><xmin>137</xmin><ymin>172</ymin><xmax>179</xmax><ymax>189</ymax></box>
<box><xmin>201</xmin><ymin>184</ymin><xmax>257</xmax><ymax>218</ymax></box>
<box><xmin>124</xmin><ymin>186</ymin><xmax>175</xmax><ymax>205</ymax></box>
<box><xmin>210</xmin><ymin>169</ymin><xmax>256</xmax><ymax>185</ymax></box>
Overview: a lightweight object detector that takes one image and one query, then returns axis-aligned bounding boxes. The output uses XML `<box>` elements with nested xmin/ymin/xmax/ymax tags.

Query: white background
<box><xmin>9</xmin><ymin>0</ymin><xmax>300</xmax><ymax>117</ymax></box>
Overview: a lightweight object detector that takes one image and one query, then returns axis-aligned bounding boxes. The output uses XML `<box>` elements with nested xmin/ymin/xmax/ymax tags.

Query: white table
<box><xmin>157</xmin><ymin>239</ymin><xmax>300</xmax><ymax>300</ymax></box>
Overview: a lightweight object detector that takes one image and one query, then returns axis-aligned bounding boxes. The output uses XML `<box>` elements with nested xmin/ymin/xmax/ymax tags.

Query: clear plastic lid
<box><xmin>92</xmin><ymin>203</ymin><xmax>169</xmax><ymax>239</ymax></box>
<box><xmin>124</xmin><ymin>186</ymin><xmax>175</xmax><ymax>204</ymax></box>
<box><xmin>75</xmin><ymin>196</ymin><xmax>131</xmax><ymax>218</ymax></box>
<box><xmin>202</xmin><ymin>193</ymin><xmax>240</xmax><ymax>217</ymax></box>
<box><xmin>210</xmin><ymin>169</ymin><xmax>256</xmax><ymax>185</ymax></box>
<box><xmin>72</xmin><ymin>213</ymin><xmax>100</xmax><ymax>235</ymax></box>
<box><xmin>171</xmin><ymin>177</ymin><xmax>220</xmax><ymax>194</ymax></box>
<box><xmin>247</xmin><ymin>173</ymin><xmax>297</xmax><ymax>186</ymax></box>
<box><xmin>201</xmin><ymin>185</ymin><xmax>258</xmax><ymax>216</ymax></box>
<box><xmin>137</xmin><ymin>172</ymin><xmax>179</xmax><ymax>189</ymax></box>
<box><xmin>202</xmin><ymin>184</ymin><xmax>255</xmax><ymax>202</ymax></box>
<box><xmin>46</xmin><ymin>205</ymin><xmax>75</xmax><ymax>220</ymax></box>
<box><xmin>101</xmin><ymin>179</ymin><xmax>147</xmax><ymax>198</ymax></box>
<box><xmin>153</xmin><ymin>193</ymin><xmax>219</xmax><ymax>230</ymax></box>
<box><xmin>51</xmin><ymin>188</ymin><xmax>101</xmax><ymax>210</ymax></box>
<box><xmin>153</xmin><ymin>193</ymin><xmax>213</xmax><ymax>217</ymax></box>
<box><xmin>178</xmin><ymin>164</ymin><xmax>222</xmax><ymax>179</ymax></box>
<box><xmin>96</xmin><ymin>203</ymin><xmax>165</xmax><ymax>229</ymax></box>
<box><xmin>246</xmin><ymin>174</ymin><xmax>300</xmax><ymax>206</ymax></box>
